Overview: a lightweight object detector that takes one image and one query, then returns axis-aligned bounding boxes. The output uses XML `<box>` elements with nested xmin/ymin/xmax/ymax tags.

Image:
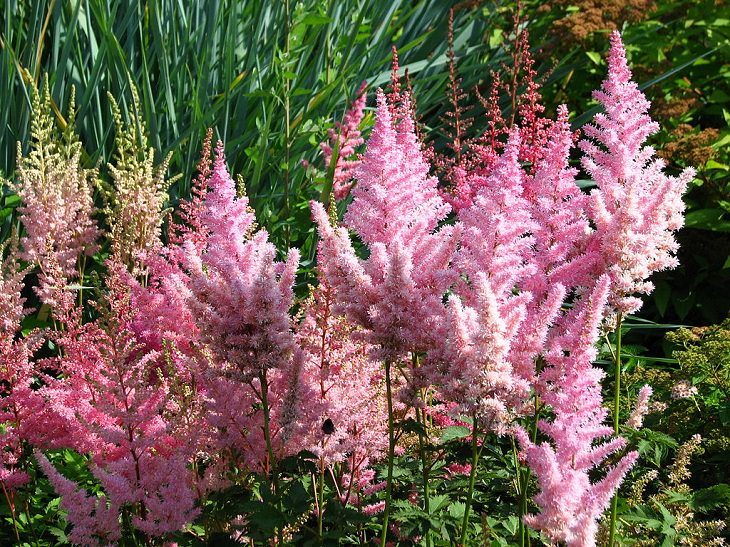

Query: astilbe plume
<box><xmin>105</xmin><ymin>89</ymin><xmax>174</xmax><ymax>276</ymax></box>
<box><xmin>9</xmin><ymin>83</ymin><xmax>99</xmax><ymax>305</ymax></box>
<box><xmin>168</xmin><ymin>128</ymin><xmax>213</xmax><ymax>250</ymax></box>
<box><xmin>517</xmin><ymin>277</ymin><xmax>639</xmax><ymax>547</ymax></box>
<box><xmin>0</xmin><ymin>236</ymin><xmax>44</xmax><ymax>489</ymax></box>
<box><xmin>312</xmin><ymin>89</ymin><xmax>458</xmax><ymax>363</ymax></box>
<box><xmin>509</xmin><ymin>106</ymin><xmax>591</xmax><ymax>382</ymax></box>
<box><xmin>175</xmin><ymin>141</ymin><xmax>299</xmax><ymax>381</ymax></box>
<box><xmin>39</xmin><ymin>263</ymin><xmax>202</xmax><ymax>541</ymax></box>
<box><xmin>127</xmin><ymin>130</ymin><xmax>216</xmax><ymax>356</ymax></box>
<box><xmin>169</xmin><ymin>142</ymin><xmax>301</xmax><ymax>472</ymax></box>
<box><xmin>455</xmin><ymin>129</ymin><xmax>534</xmax><ymax>303</ymax></box>
<box><xmin>321</xmin><ymin>82</ymin><xmax>368</xmax><ymax>200</ymax></box>
<box><xmin>295</xmin><ymin>284</ymin><xmax>387</xmax><ymax>498</ymax></box>
<box><xmin>581</xmin><ymin>31</ymin><xmax>694</xmax><ymax>314</ymax></box>
<box><xmin>432</xmin><ymin>273</ymin><xmax>530</xmax><ymax>433</ymax></box>
<box><xmin>437</xmin><ymin>19</ymin><xmax>552</xmax><ymax>212</ymax></box>
<box><xmin>35</xmin><ymin>451</ymin><xmax>121</xmax><ymax>547</ymax></box>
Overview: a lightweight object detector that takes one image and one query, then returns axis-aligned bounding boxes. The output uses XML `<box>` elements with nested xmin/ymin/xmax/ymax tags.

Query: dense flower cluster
<box><xmin>9</xmin><ymin>84</ymin><xmax>99</xmax><ymax>305</ymax></box>
<box><xmin>0</xmin><ymin>32</ymin><xmax>690</xmax><ymax>547</ymax></box>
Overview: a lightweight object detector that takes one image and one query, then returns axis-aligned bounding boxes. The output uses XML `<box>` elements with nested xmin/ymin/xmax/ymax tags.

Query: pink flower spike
<box><xmin>580</xmin><ymin>31</ymin><xmax>694</xmax><ymax>314</ymax></box>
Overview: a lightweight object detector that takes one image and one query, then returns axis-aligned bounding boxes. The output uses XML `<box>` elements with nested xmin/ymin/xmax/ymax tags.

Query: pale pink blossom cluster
<box><xmin>671</xmin><ymin>379</ymin><xmax>699</xmax><ymax>400</ymax></box>
<box><xmin>312</xmin><ymin>89</ymin><xmax>458</xmax><ymax>366</ymax></box>
<box><xmin>627</xmin><ymin>385</ymin><xmax>654</xmax><ymax>429</ymax></box>
<box><xmin>295</xmin><ymin>284</ymin><xmax>387</xmax><ymax>469</ymax></box>
<box><xmin>580</xmin><ymin>32</ymin><xmax>694</xmax><ymax>315</ymax></box>
<box><xmin>10</xmin><ymin>86</ymin><xmax>99</xmax><ymax>305</ymax></box>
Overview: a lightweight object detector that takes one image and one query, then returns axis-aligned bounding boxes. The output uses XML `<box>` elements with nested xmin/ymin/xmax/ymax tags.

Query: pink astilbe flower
<box><xmin>294</xmin><ymin>284</ymin><xmax>387</xmax><ymax>495</ymax></box>
<box><xmin>36</xmin><ymin>451</ymin><xmax>121</xmax><ymax>547</ymax></box>
<box><xmin>517</xmin><ymin>277</ymin><xmax>638</xmax><ymax>547</ymax></box>
<box><xmin>522</xmin><ymin>105</ymin><xmax>591</xmax><ymax>299</ymax></box>
<box><xmin>41</xmin><ymin>264</ymin><xmax>202</xmax><ymax>538</ymax></box>
<box><xmin>168</xmin><ymin>128</ymin><xmax>213</xmax><ymax>250</ymax></box>
<box><xmin>456</xmin><ymin>129</ymin><xmax>535</xmax><ymax>303</ymax></box>
<box><xmin>10</xmin><ymin>84</ymin><xmax>99</xmax><ymax>304</ymax></box>
<box><xmin>432</xmin><ymin>273</ymin><xmax>530</xmax><ymax>433</ymax></box>
<box><xmin>321</xmin><ymin>82</ymin><xmax>368</xmax><ymax>200</ymax></box>
<box><xmin>508</xmin><ymin>107</ymin><xmax>592</xmax><ymax>383</ymax></box>
<box><xmin>167</xmin><ymin>142</ymin><xmax>300</xmax><ymax>472</ymax></box>
<box><xmin>580</xmin><ymin>31</ymin><xmax>694</xmax><ymax>314</ymax></box>
<box><xmin>0</xmin><ymin>238</ymin><xmax>44</xmax><ymax>489</ymax></box>
<box><xmin>178</xmin><ymin>141</ymin><xmax>299</xmax><ymax>381</ymax></box>
<box><xmin>627</xmin><ymin>384</ymin><xmax>653</xmax><ymax>429</ymax></box>
<box><xmin>312</xmin><ymin>89</ymin><xmax>458</xmax><ymax>360</ymax></box>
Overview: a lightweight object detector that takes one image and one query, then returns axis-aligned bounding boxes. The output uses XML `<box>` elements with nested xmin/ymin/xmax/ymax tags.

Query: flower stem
<box><xmin>1</xmin><ymin>482</ymin><xmax>20</xmax><ymax>544</ymax></box>
<box><xmin>608</xmin><ymin>312</ymin><xmax>623</xmax><ymax>546</ymax></box>
<box><xmin>259</xmin><ymin>368</ymin><xmax>283</xmax><ymax>545</ymax></box>
<box><xmin>380</xmin><ymin>359</ymin><xmax>395</xmax><ymax>547</ymax></box>
<box><xmin>460</xmin><ymin>415</ymin><xmax>483</xmax><ymax>545</ymax></box>
<box><xmin>317</xmin><ymin>456</ymin><xmax>326</xmax><ymax>538</ymax></box>
<box><xmin>417</xmin><ymin>404</ymin><xmax>432</xmax><ymax>547</ymax></box>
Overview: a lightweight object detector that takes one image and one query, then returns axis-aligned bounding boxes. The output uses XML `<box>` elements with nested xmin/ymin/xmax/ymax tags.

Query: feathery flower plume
<box><xmin>105</xmin><ymin>88</ymin><xmax>174</xmax><ymax>276</ymax></box>
<box><xmin>40</xmin><ymin>263</ymin><xmax>202</xmax><ymax>539</ymax></box>
<box><xmin>312</xmin><ymin>89</ymin><xmax>458</xmax><ymax>359</ymax></box>
<box><xmin>170</xmin><ymin>142</ymin><xmax>300</xmax><ymax>475</ymax></box>
<box><xmin>580</xmin><ymin>31</ymin><xmax>694</xmax><ymax>314</ymax></box>
<box><xmin>456</xmin><ymin>129</ymin><xmax>535</xmax><ymax>303</ymax></box>
<box><xmin>179</xmin><ymin>141</ymin><xmax>299</xmax><ymax>381</ymax></box>
<box><xmin>36</xmin><ymin>451</ymin><xmax>121</xmax><ymax>547</ymax></box>
<box><xmin>10</xmin><ymin>82</ymin><xmax>99</xmax><ymax>304</ymax></box>
<box><xmin>627</xmin><ymin>385</ymin><xmax>653</xmax><ymax>429</ymax></box>
<box><xmin>0</xmin><ymin>236</ymin><xmax>44</xmax><ymax>489</ymax></box>
<box><xmin>517</xmin><ymin>277</ymin><xmax>638</xmax><ymax>547</ymax></box>
<box><xmin>433</xmin><ymin>274</ymin><xmax>530</xmax><ymax>433</ymax></box>
<box><xmin>321</xmin><ymin>82</ymin><xmax>367</xmax><ymax>200</ymax></box>
<box><xmin>295</xmin><ymin>283</ymin><xmax>387</xmax><ymax>471</ymax></box>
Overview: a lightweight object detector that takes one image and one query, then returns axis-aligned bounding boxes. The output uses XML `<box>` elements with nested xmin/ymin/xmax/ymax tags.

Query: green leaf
<box><xmin>685</xmin><ymin>208</ymin><xmax>730</xmax><ymax>231</ymax></box>
<box><xmin>439</xmin><ymin>425</ymin><xmax>471</xmax><ymax>443</ymax></box>
<box><xmin>690</xmin><ymin>484</ymin><xmax>730</xmax><ymax>511</ymax></box>
<box><xmin>447</xmin><ymin>501</ymin><xmax>466</xmax><ymax>520</ymax></box>
<box><xmin>300</xmin><ymin>14</ymin><xmax>332</xmax><ymax>25</ymax></box>
<box><xmin>585</xmin><ymin>51</ymin><xmax>602</xmax><ymax>65</ymax></box>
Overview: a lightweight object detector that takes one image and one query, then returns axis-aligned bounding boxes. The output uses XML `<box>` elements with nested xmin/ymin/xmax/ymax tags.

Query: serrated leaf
<box><xmin>447</xmin><ymin>501</ymin><xmax>465</xmax><ymax>519</ymax></box>
<box><xmin>440</xmin><ymin>425</ymin><xmax>471</xmax><ymax>443</ymax></box>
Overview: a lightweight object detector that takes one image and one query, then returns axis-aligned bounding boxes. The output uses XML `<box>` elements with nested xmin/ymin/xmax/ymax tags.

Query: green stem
<box><xmin>1</xmin><ymin>482</ymin><xmax>20</xmax><ymax>544</ymax></box>
<box><xmin>317</xmin><ymin>456</ymin><xmax>326</xmax><ymax>539</ymax></box>
<box><xmin>78</xmin><ymin>253</ymin><xmax>86</xmax><ymax>308</ymax></box>
<box><xmin>259</xmin><ymin>369</ymin><xmax>283</xmax><ymax>545</ymax></box>
<box><xmin>417</xmin><ymin>404</ymin><xmax>432</xmax><ymax>547</ymax></box>
<box><xmin>380</xmin><ymin>359</ymin><xmax>395</xmax><ymax>547</ymax></box>
<box><xmin>460</xmin><ymin>415</ymin><xmax>483</xmax><ymax>545</ymax></box>
<box><xmin>518</xmin><ymin>393</ymin><xmax>540</xmax><ymax>547</ymax></box>
<box><xmin>608</xmin><ymin>312</ymin><xmax>623</xmax><ymax>547</ymax></box>
<box><xmin>413</xmin><ymin>354</ymin><xmax>432</xmax><ymax>547</ymax></box>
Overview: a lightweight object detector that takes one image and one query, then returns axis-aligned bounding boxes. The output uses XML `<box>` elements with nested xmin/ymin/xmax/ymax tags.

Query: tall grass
<box><xmin>1</xmin><ymin>0</ymin><xmax>511</xmax><ymax>256</ymax></box>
